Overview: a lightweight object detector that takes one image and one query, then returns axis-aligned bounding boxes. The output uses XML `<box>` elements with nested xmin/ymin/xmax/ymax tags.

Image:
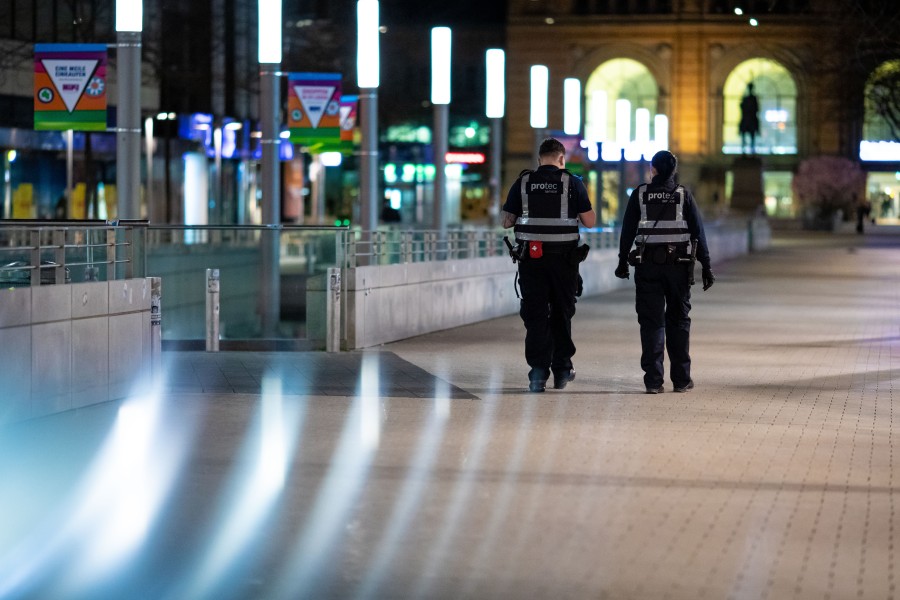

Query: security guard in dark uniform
<box><xmin>502</xmin><ymin>138</ymin><xmax>596</xmax><ymax>392</ymax></box>
<box><xmin>615</xmin><ymin>150</ymin><xmax>715</xmax><ymax>394</ymax></box>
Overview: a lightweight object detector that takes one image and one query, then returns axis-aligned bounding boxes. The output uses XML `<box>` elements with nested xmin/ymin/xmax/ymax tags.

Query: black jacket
<box><xmin>618</xmin><ymin>173</ymin><xmax>711</xmax><ymax>270</ymax></box>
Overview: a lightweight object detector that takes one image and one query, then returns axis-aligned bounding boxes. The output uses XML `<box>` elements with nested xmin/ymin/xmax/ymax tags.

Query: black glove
<box><xmin>702</xmin><ymin>268</ymin><xmax>715</xmax><ymax>291</ymax></box>
<box><xmin>614</xmin><ymin>262</ymin><xmax>630</xmax><ymax>280</ymax></box>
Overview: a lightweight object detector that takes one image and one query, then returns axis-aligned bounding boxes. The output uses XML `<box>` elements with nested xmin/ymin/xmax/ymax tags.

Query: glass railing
<box><xmin>4</xmin><ymin>219</ymin><xmax>750</xmax><ymax>345</ymax></box>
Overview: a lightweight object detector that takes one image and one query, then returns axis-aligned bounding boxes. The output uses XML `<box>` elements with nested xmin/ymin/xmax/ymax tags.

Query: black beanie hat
<box><xmin>651</xmin><ymin>150</ymin><xmax>677</xmax><ymax>178</ymax></box>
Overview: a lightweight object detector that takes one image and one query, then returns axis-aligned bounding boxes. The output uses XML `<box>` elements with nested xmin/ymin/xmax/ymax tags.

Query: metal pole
<box><xmin>358</xmin><ymin>88</ymin><xmax>378</xmax><ymax>266</ymax></box>
<box><xmin>116</xmin><ymin>30</ymin><xmax>142</xmax><ymax>220</ymax></box>
<box><xmin>311</xmin><ymin>153</ymin><xmax>325</xmax><ymax>224</ymax></box>
<box><xmin>326</xmin><ymin>267</ymin><xmax>341</xmax><ymax>352</ymax></box>
<box><xmin>359</xmin><ymin>88</ymin><xmax>379</xmax><ymax>233</ymax></box>
<box><xmin>206</xmin><ymin>268</ymin><xmax>220</xmax><ymax>352</ymax></box>
<box><xmin>259</xmin><ymin>64</ymin><xmax>281</xmax><ymax>337</ymax></box>
<box><xmin>433</xmin><ymin>102</ymin><xmax>448</xmax><ymax>235</ymax></box>
<box><xmin>66</xmin><ymin>130</ymin><xmax>74</xmax><ymax>218</ymax></box>
<box><xmin>489</xmin><ymin>117</ymin><xmax>502</xmax><ymax>227</ymax></box>
<box><xmin>150</xmin><ymin>276</ymin><xmax>162</xmax><ymax>377</ymax></box>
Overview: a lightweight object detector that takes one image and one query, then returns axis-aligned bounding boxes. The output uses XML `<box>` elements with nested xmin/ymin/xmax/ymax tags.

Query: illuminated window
<box><xmin>584</xmin><ymin>58</ymin><xmax>660</xmax><ymax>159</ymax></box>
<box><xmin>722</xmin><ymin>58</ymin><xmax>797</xmax><ymax>155</ymax></box>
<box><xmin>860</xmin><ymin>60</ymin><xmax>900</xmax><ymax>162</ymax></box>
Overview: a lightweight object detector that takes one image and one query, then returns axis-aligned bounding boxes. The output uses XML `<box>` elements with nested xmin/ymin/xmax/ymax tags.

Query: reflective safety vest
<box><xmin>513</xmin><ymin>170</ymin><xmax>580</xmax><ymax>250</ymax></box>
<box><xmin>636</xmin><ymin>183</ymin><xmax>691</xmax><ymax>245</ymax></box>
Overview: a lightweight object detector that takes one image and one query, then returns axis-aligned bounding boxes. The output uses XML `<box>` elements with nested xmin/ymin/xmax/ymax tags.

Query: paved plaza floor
<box><xmin>1</xmin><ymin>231</ymin><xmax>898</xmax><ymax>599</ymax></box>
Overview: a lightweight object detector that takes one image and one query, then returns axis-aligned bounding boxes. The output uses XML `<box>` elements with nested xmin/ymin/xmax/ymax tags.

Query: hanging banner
<box><xmin>310</xmin><ymin>94</ymin><xmax>358</xmax><ymax>154</ymax></box>
<box><xmin>34</xmin><ymin>43</ymin><xmax>107</xmax><ymax>131</ymax></box>
<box><xmin>340</xmin><ymin>95</ymin><xmax>358</xmax><ymax>143</ymax></box>
<box><xmin>287</xmin><ymin>72</ymin><xmax>342</xmax><ymax>146</ymax></box>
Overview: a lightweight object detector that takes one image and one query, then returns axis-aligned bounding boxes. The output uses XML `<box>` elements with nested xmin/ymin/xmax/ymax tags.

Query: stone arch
<box><xmin>708</xmin><ymin>44</ymin><xmax>809</xmax><ymax>156</ymax></box>
<box><xmin>574</xmin><ymin>51</ymin><xmax>665</xmax><ymax>158</ymax></box>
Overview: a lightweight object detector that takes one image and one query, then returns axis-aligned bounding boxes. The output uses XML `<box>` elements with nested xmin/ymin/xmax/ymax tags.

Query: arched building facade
<box><xmin>504</xmin><ymin>0</ymin><xmax>898</xmax><ymax>224</ymax></box>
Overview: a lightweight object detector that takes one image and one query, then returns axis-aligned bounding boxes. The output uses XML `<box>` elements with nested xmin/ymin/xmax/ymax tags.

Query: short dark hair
<box><xmin>651</xmin><ymin>150</ymin><xmax>677</xmax><ymax>178</ymax></box>
<box><xmin>538</xmin><ymin>138</ymin><xmax>566</xmax><ymax>158</ymax></box>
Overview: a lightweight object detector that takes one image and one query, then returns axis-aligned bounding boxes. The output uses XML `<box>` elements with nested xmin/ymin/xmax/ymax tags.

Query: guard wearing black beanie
<box><xmin>615</xmin><ymin>150</ymin><xmax>715</xmax><ymax>394</ymax></box>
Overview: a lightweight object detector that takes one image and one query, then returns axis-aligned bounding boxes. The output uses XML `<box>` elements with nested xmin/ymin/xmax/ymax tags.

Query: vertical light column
<box><xmin>615</xmin><ymin>99</ymin><xmax>631</xmax><ymax>147</ymax></box>
<box><xmin>116</xmin><ymin>0</ymin><xmax>142</xmax><ymax>220</ymax></box>
<box><xmin>144</xmin><ymin>117</ymin><xmax>155</xmax><ymax>221</ymax></box>
<box><xmin>530</xmin><ymin>65</ymin><xmax>548</xmax><ymax>153</ymax></box>
<box><xmin>357</xmin><ymin>0</ymin><xmax>380</xmax><ymax>235</ymax></box>
<box><xmin>563</xmin><ymin>78</ymin><xmax>581</xmax><ymax>136</ymax></box>
<box><xmin>587</xmin><ymin>90</ymin><xmax>608</xmax><ymax>162</ymax></box>
<box><xmin>431</xmin><ymin>26</ymin><xmax>451</xmax><ymax>235</ymax></box>
<box><xmin>654</xmin><ymin>114</ymin><xmax>669</xmax><ymax>152</ymax></box>
<box><xmin>634</xmin><ymin>108</ymin><xmax>650</xmax><ymax>158</ymax></box>
<box><xmin>258</xmin><ymin>0</ymin><xmax>282</xmax><ymax>336</ymax></box>
<box><xmin>485</xmin><ymin>49</ymin><xmax>504</xmax><ymax>227</ymax></box>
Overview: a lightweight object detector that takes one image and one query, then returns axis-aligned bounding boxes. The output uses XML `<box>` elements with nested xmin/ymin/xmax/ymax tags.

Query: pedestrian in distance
<box><xmin>502</xmin><ymin>138</ymin><xmax>596</xmax><ymax>393</ymax></box>
<box><xmin>615</xmin><ymin>150</ymin><xmax>714</xmax><ymax>394</ymax></box>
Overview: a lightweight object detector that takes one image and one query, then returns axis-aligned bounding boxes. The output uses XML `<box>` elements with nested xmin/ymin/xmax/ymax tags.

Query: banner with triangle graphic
<box><xmin>287</xmin><ymin>72</ymin><xmax>342</xmax><ymax>147</ymax></box>
<box><xmin>34</xmin><ymin>44</ymin><xmax>107</xmax><ymax>131</ymax></box>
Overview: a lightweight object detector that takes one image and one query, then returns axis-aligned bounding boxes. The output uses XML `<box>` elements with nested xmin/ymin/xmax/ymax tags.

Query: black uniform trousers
<box><xmin>634</xmin><ymin>262</ymin><xmax>692</xmax><ymax>389</ymax></box>
<box><xmin>517</xmin><ymin>253</ymin><xmax>578</xmax><ymax>381</ymax></box>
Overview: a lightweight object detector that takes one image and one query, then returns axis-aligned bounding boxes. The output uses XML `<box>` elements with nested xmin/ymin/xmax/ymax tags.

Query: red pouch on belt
<box><xmin>529</xmin><ymin>241</ymin><xmax>543</xmax><ymax>259</ymax></box>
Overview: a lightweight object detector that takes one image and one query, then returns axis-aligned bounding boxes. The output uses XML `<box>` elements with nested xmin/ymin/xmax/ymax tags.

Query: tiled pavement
<box><xmin>1</xmin><ymin>231</ymin><xmax>898</xmax><ymax>599</ymax></box>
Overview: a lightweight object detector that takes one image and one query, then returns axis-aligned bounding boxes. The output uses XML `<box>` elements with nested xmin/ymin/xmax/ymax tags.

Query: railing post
<box><xmin>29</xmin><ymin>229</ymin><xmax>40</xmax><ymax>286</ymax></box>
<box><xmin>107</xmin><ymin>228</ymin><xmax>117</xmax><ymax>280</ymax></box>
<box><xmin>206</xmin><ymin>268</ymin><xmax>220</xmax><ymax>352</ymax></box>
<box><xmin>52</xmin><ymin>229</ymin><xmax>65</xmax><ymax>284</ymax></box>
<box><xmin>401</xmin><ymin>231</ymin><xmax>413</xmax><ymax>263</ymax></box>
<box><xmin>326</xmin><ymin>267</ymin><xmax>341</xmax><ymax>353</ymax></box>
<box><xmin>150</xmin><ymin>277</ymin><xmax>162</xmax><ymax>377</ymax></box>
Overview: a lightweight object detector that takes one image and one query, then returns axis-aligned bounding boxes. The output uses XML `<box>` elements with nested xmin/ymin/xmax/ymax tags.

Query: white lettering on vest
<box><xmin>529</xmin><ymin>182</ymin><xmax>559</xmax><ymax>192</ymax></box>
<box><xmin>646</xmin><ymin>192</ymin><xmax>676</xmax><ymax>202</ymax></box>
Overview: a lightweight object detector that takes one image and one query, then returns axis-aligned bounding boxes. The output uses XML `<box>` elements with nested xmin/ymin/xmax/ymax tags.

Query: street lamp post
<box><xmin>431</xmin><ymin>27</ymin><xmax>451</xmax><ymax>236</ymax></box>
<box><xmin>258</xmin><ymin>0</ymin><xmax>282</xmax><ymax>337</ymax></box>
<box><xmin>115</xmin><ymin>0</ymin><xmax>142</xmax><ymax>220</ymax></box>
<box><xmin>358</xmin><ymin>0</ymin><xmax>380</xmax><ymax>238</ymax></box>
<box><xmin>485</xmin><ymin>49</ymin><xmax>504</xmax><ymax>227</ymax></box>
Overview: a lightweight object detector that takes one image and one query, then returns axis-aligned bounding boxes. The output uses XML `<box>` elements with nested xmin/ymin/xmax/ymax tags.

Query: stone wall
<box><xmin>0</xmin><ymin>279</ymin><xmax>152</xmax><ymax>424</ymax></box>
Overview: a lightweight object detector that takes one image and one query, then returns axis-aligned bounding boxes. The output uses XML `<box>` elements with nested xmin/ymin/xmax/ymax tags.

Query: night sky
<box><xmin>381</xmin><ymin>0</ymin><xmax>507</xmax><ymax>25</ymax></box>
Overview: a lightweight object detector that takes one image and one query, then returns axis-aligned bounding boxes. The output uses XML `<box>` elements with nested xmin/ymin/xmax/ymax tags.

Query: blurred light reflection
<box><xmin>354</xmin><ymin>380</ymin><xmax>451</xmax><ymax>599</ymax></box>
<box><xmin>174</xmin><ymin>373</ymin><xmax>303</xmax><ymax>600</ymax></box>
<box><xmin>409</xmin><ymin>369</ymin><xmax>501</xmax><ymax>599</ymax></box>
<box><xmin>0</xmin><ymin>383</ymin><xmax>191</xmax><ymax>598</ymax></box>
<box><xmin>273</xmin><ymin>353</ymin><xmax>383</xmax><ymax>597</ymax></box>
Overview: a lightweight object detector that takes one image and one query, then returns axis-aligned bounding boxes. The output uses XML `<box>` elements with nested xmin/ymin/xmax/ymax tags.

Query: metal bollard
<box><xmin>326</xmin><ymin>267</ymin><xmax>342</xmax><ymax>353</ymax></box>
<box><xmin>150</xmin><ymin>277</ymin><xmax>162</xmax><ymax>377</ymax></box>
<box><xmin>206</xmin><ymin>268</ymin><xmax>220</xmax><ymax>352</ymax></box>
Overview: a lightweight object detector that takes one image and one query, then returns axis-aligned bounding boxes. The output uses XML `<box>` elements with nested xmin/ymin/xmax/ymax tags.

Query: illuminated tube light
<box><xmin>859</xmin><ymin>141</ymin><xmax>900</xmax><ymax>162</ymax></box>
<box><xmin>563</xmin><ymin>78</ymin><xmax>581</xmax><ymax>136</ymax></box>
<box><xmin>320</xmin><ymin>151</ymin><xmax>343</xmax><ymax>167</ymax></box>
<box><xmin>635</xmin><ymin>108</ymin><xmax>651</xmax><ymax>158</ymax></box>
<box><xmin>116</xmin><ymin>0</ymin><xmax>142</xmax><ymax>32</ymax></box>
<box><xmin>530</xmin><ymin>65</ymin><xmax>548</xmax><ymax>129</ymax></box>
<box><xmin>431</xmin><ymin>27</ymin><xmax>452</xmax><ymax>105</ymax></box>
<box><xmin>257</xmin><ymin>0</ymin><xmax>282</xmax><ymax>63</ymax></box>
<box><xmin>615</xmin><ymin>98</ymin><xmax>631</xmax><ymax>145</ymax></box>
<box><xmin>654</xmin><ymin>114</ymin><xmax>669</xmax><ymax>151</ymax></box>
<box><xmin>485</xmin><ymin>49</ymin><xmax>505</xmax><ymax>118</ymax></box>
<box><xmin>588</xmin><ymin>90</ymin><xmax>608</xmax><ymax>144</ymax></box>
<box><xmin>357</xmin><ymin>0</ymin><xmax>380</xmax><ymax>88</ymax></box>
